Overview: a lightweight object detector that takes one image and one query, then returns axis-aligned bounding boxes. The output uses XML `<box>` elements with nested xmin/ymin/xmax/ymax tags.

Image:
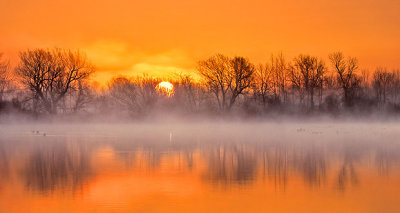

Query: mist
<box><xmin>1</xmin><ymin>120</ymin><xmax>400</xmax><ymax>212</ymax></box>
<box><xmin>2</xmin><ymin>48</ymin><xmax>400</xmax><ymax>213</ymax></box>
<box><xmin>2</xmin><ymin>49</ymin><xmax>400</xmax><ymax>124</ymax></box>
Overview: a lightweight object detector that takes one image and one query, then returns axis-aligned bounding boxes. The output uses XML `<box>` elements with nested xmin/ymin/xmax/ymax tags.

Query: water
<box><xmin>0</xmin><ymin>122</ymin><xmax>400</xmax><ymax>213</ymax></box>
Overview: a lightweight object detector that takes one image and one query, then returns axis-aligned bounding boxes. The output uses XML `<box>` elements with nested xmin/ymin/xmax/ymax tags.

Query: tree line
<box><xmin>1</xmin><ymin>48</ymin><xmax>400</xmax><ymax>119</ymax></box>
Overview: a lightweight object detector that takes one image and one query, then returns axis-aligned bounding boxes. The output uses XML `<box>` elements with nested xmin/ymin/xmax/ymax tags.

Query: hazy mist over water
<box><xmin>1</xmin><ymin>121</ymin><xmax>400</xmax><ymax>213</ymax></box>
<box><xmin>2</xmin><ymin>0</ymin><xmax>400</xmax><ymax>212</ymax></box>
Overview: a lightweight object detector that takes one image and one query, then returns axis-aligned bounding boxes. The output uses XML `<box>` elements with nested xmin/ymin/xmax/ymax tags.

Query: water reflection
<box><xmin>0</xmin><ymin>134</ymin><xmax>400</xmax><ymax>194</ymax></box>
<box><xmin>0</xmin><ymin>143</ymin><xmax>9</xmax><ymax>188</ymax></box>
<box><xmin>23</xmin><ymin>141</ymin><xmax>92</xmax><ymax>194</ymax></box>
<box><xmin>335</xmin><ymin>143</ymin><xmax>362</xmax><ymax>191</ymax></box>
<box><xmin>294</xmin><ymin>148</ymin><xmax>326</xmax><ymax>187</ymax></box>
<box><xmin>262</xmin><ymin>144</ymin><xmax>289</xmax><ymax>189</ymax></box>
<box><xmin>203</xmin><ymin>145</ymin><xmax>258</xmax><ymax>185</ymax></box>
<box><xmin>375</xmin><ymin>145</ymin><xmax>400</xmax><ymax>176</ymax></box>
<box><xmin>1</xmin><ymin>127</ymin><xmax>400</xmax><ymax>212</ymax></box>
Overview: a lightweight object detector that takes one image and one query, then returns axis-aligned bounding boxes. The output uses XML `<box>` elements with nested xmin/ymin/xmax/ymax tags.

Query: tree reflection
<box><xmin>23</xmin><ymin>141</ymin><xmax>92</xmax><ymax>194</ymax></box>
<box><xmin>336</xmin><ymin>144</ymin><xmax>361</xmax><ymax>191</ymax></box>
<box><xmin>375</xmin><ymin>145</ymin><xmax>400</xmax><ymax>176</ymax></box>
<box><xmin>294</xmin><ymin>147</ymin><xmax>326</xmax><ymax>187</ymax></box>
<box><xmin>3</xmin><ymin>131</ymin><xmax>400</xmax><ymax>195</ymax></box>
<box><xmin>262</xmin><ymin>144</ymin><xmax>289</xmax><ymax>189</ymax></box>
<box><xmin>0</xmin><ymin>143</ymin><xmax>9</xmax><ymax>189</ymax></box>
<box><xmin>203</xmin><ymin>144</ymin><xmax>257</xmax><ymax>185</ymax></box>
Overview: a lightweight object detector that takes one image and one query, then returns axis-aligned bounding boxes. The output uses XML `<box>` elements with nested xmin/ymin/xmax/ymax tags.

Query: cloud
<box><xmin>84</xmin><ymin>40</ymin><xmax>198</xmax><ymax>84</ymax></box>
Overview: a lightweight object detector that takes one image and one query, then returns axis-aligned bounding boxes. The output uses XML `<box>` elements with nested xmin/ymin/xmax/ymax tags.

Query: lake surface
<box><xmin>0</xmin><ymin>122</ymin><xmax>400</xmax><ymax>213</ymax></box>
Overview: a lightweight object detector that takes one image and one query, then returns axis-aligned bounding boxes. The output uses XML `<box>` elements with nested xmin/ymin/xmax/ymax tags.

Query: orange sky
<box><xmin>1</xmin><ymin>0</ymin><xmax>400</xmax><ymax>84</ymax></box>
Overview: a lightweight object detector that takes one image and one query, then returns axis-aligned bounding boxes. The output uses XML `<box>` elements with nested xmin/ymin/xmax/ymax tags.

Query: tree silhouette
<box><xmin>372</xmin><ymin>67</ymin><xmax>397</xmax><ymax>106</ymax></box>
<box><xmin>253</xmin><ymin>63</ymin><xmax>273</xmax><ymax>108</ymax></box>
<box><xmin>15</xmin><ymin>48</ymin><xmax>93</xmax><ymax>114</ymax></box>
<box><xmin>198</xmin><ymin>54</ymin><xmax>254</xmax><ymax>111</ymax></box>
<box><xmin>2</xmin><ymin>49</ymin><xmax>400</xmax><ymax>117</ymax></box>
<box><xmin>289</xmin><ymin>54</ymin><xmax>325</xmax><ymax>109</ymax></box>
<box><xmin>173</xmin><ymin>74</ymin><xmax>206</xmax><ymax>113</ymax></box>
<box><xmin>253</xmin><ymin>54</ymin><xmax>289</xmax><ymax>109</ymax></box>
<box><xmin>329</xmin><ymin>52</ymin><xmax>360</xmax><ymax>107</ymax></box>
<box><xmin>108</xmin><ymin>76</ymin><xmax>160</xmax><ymax>116</ymax></box>
<box><xmin>229</xmin><ymin>57</ymin><xmax>255</xmax><ymax>109</ymax></box>
<box><xmin>0</xmin><ymin>53</ymin><xmax>12</xmax><ymax>103</ymax></box>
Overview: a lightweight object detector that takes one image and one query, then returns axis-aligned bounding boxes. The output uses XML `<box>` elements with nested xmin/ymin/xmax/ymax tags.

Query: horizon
<box><xmin>2</xmin><ymin>1</ymin><xmax>400</xmax><ymax>213</ymax></box>
<box><xmin>1</xmin><ymin>0</ymin><xmax>400</xmax><ymax>84</ymax></box>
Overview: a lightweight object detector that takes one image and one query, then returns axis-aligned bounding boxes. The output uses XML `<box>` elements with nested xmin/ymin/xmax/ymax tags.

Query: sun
<box><xmin>156</xmin><ymin>81</ymin><xmax>174</xmax><ymax>97</ymax></box>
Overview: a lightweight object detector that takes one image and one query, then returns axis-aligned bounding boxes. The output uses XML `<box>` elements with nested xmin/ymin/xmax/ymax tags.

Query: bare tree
<box><xmin>329</xmin><ymin>52</ymin><xmax>360</xmax><ymax>107</ymax></box>
<box><xmin>198</xmin><ymin>54</ymin><xmax>254</xmax><ymax>111</ymax></box>
<box><xmin>109</xmin><ymin>77</ymin><xmax>138</xmax><ymax>112</ymax></box>
<box><xmin>15</xmin><ymin>48</ymin><xmax>94</xmax><ymax>114</ymax></box>
<box><xmin>252</xmin><ymin>63</ymin><xmax>273</xmax><ymax>108</ymax></box>
<box><xmin>108</xmin><ymin>76</ymin><xmax>160</xmax><ymax>116</ymax></box>
<box><xmin>198</xmin><ymin>54</ymin><xmax>231</xmax><ymax>111</ymax></box>
<box><xmin>271</xmin><ymin>53</ymin><xmax>289</xmax><ymax>103</ymax></box>
<box><xmin>372</xmin><ymin>67</ymin><xmax>396</xmax><ymax>105</ymax></box>
<box><xmin>393</xmin><ymin>70</ymin><xmax>400</xmax><ymax>104</ymax></box>
<box><xmin>68</xmin><ymin>81</ymin><xmax>94</xmax><ymax>113</ymax></box>
<box><xmin>289</xmin><ymin>55</ymin><xmax>325</xmax><ymax>109</ymax></box>
<box><xmin>229</xmin><ymin>57</ymin><xmax>255</xmax><ymax>110</ymax></box>
<box><xmin>173</xmin><ymin>74</ymin><xmax>207</xmax><ymax>113</ymax></box>
<box><xmin>253</xmin><ymin>54</ymin><xmax>289</xmax><ymax>109</ymax></box>
<box><xmin>0</xmin><ymin>54</ymin><xmax>12</xmax><ymax>103</ymax></box>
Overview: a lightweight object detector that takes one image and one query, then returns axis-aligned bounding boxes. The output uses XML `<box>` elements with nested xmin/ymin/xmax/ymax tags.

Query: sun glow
<box><xmin>156</xmin><ymin>81</ymin><xmax>174</xmax><ymax>97</ymax></box>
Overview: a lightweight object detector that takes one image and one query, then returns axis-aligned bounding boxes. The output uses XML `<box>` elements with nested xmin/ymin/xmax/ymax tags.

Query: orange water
<box><xmin>0</xmin><ymin>123</ymin><xmax>399</xmax><ymax>213</ymax></box>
